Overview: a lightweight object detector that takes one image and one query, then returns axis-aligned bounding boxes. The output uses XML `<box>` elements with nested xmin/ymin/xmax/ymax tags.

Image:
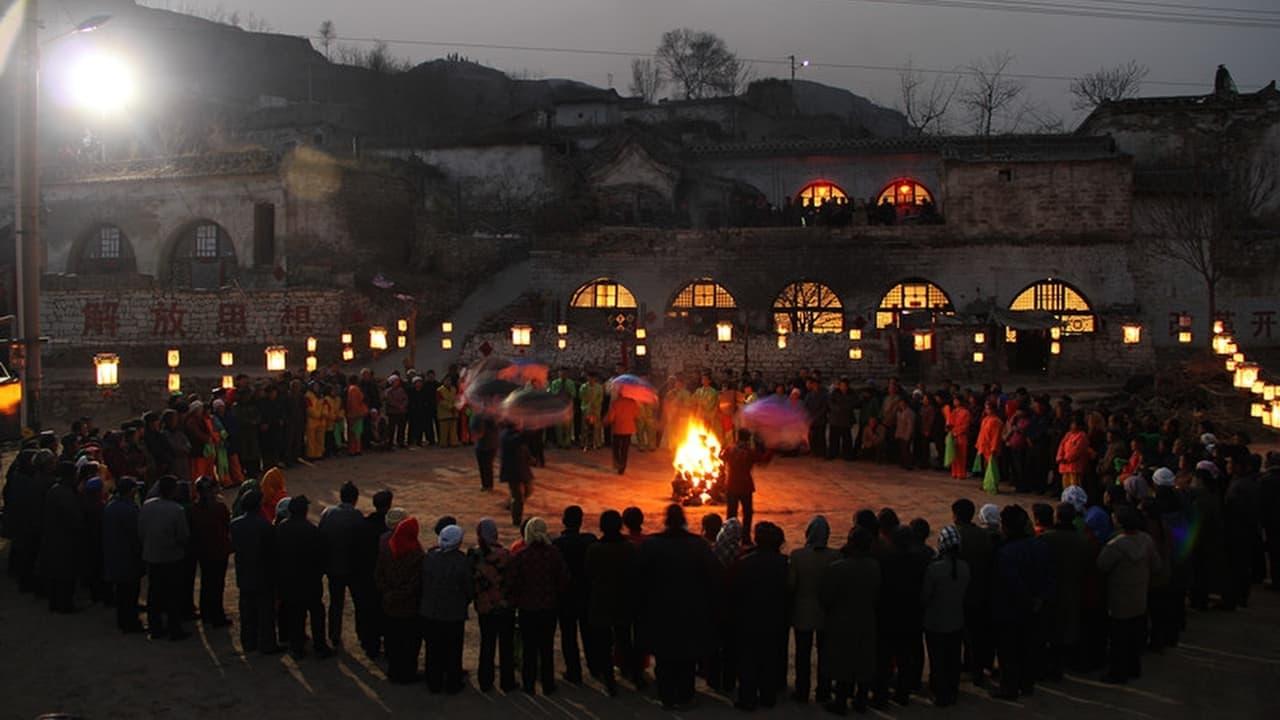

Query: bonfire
<box><xmin>671</xmin><ymin>420</ymin><xmax>726</xmax><ymax>506</ymax></box>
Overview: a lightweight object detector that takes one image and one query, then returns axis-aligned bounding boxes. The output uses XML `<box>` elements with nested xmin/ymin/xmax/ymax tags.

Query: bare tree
<box><xmin>334</xmin><ymin>40</ymin><xmax>411</xmax><ymax>74</ymax></box>
<box><xmin>898</xmin><ymin>59</ymin><xmax>960</xmax><ymax>135</ymax></box>
<box><xmin>629</xmin><ymin>57</ymin><xmax>663</xmax><ymax>103</ymax></box>
<box><xmin>655</xmin><ymin>28</ymin><xmax>742</xmax><ymax>100</ymax></box>
<box><xmin>1141</xmin><ymin>148</ymin><xmax>1277</xmax><ymax>341</ymax></box>
<box><xmin>959</xmin><ymin>52</ymin><xmax>1025</xmax><ymax>136</ymax></box>
<box><xmin>317</xmin><ymin>20</ymin><xmax>336</xmax><ymax>61</ymax></box>
<box><xmin>1070</xmin><ymin>60</ymin><xmax>1148</xmax><ymax>112</ymax></box>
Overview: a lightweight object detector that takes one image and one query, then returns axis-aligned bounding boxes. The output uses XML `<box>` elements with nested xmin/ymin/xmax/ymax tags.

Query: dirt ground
<box><xmin>2</xmin><ymin>445</ymin><xmax>1277</xmax><ymax>719</ymax></box>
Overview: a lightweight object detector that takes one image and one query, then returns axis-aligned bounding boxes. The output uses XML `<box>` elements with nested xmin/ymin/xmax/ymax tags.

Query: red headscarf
<box><xmin>388</xmin><ymin>516</ymin><xmax>422</xmax><ymax>560</ymax></box>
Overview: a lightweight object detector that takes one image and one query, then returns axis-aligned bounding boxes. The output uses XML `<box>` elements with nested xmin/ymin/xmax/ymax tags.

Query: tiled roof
<box><xmin>688</xmin><ymin>134</ymin><xmax>1117</xmax><ymax>160</ymax></box>
<box><xmin>41</xmin><ymin>151</ymin><xmax>280</xmax><ymax>185</ymax></box>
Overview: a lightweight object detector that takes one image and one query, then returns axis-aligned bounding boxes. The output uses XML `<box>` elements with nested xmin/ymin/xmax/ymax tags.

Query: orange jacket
<box><xmin>976</xmin><ymin>414</ymin><xmax>1004</xmax><ymax>459</ymax></box>
<box><xmin>605</xmin><ymin>396</ymin><xmax>640</xmax><ymax>435</ymax></box>
<box><xmin>947</xmin><ymin>407</ymin><xmax>972</xmax><ymax>447</ymax></box>
<box><xmin>346</xmin><ymin>384</ymin><xmax>368</xmax><ymax>419</ymax></box>
<box><xmin>1056</xmin><ymin>430</ymin><xmax>1093</xmax><ymax>474</ymax></box>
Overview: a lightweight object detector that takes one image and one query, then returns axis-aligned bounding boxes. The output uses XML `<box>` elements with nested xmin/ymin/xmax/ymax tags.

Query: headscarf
<box><xmin>1195</xmin><ymin>460</ymin><xmax>1220</xmax><ymax>479</ymax></box>
<box><xmin>804</xmin><ymin>515</ymin><xmax>830</xmax><ymax>549</ymax></box>
<box><xmin>1124</xmin><ymin>474</ymin><xmax>1150</xmax><ymax>500</ymax></box>
<box><xmin>1199</xmin><ymin>433</ymin><xmax>1217</xmax><ymax>449</ymax></box>
<box><xmin>938</xmin><ymin>525</ymin><xmax>962</xmax><ymax>554</ymax></box>
<box><xmin>439</xmin><ymin>524</ymin><xmax>464</xmax><ymax>551</ymax></box>
<box><xmin>523</xmin><ymin>517</ymin><xmax>551</xmax><ymax>545</ymax></box>
<box><xmin>477</xmin><ymin>518</ymin><xmax>500</xmax><ymax>548</ymax></box>
<box><xmin>233</xmin><ymin>478</ymin><xmax>260</xmax><ymax>516</ymax></box>
<box><xmin>260</xmin><ymin>466</ymin><xmax>287</xmax><ymax>508</ymax></box>
<box><xmin>979</xmin><ymin>503</ymin><xmax>1001</xmax><ymax>529</ymax></box>
<box><xmin>385</xmin><ymin>507</ymin><xmax>408</xmax><ymax>530</ymax></box>
<box><xmin>1061</xmin><ymin>485</ymin><xmax>1088</xmax><ymax>513</ymax></box>
<box><xmin>389</xmin><ymin>516</ymin><xmax>422</xmax><ymax>560</ymax></box>
<box><xmin>275</xmin><ymin>496</ymin><xmax>292</xmax><ymax>522</ymax></box>
<box><xmin>1152</xmin><ymin>467</ymin><xmax>1175</xmax><ymax>487</ymax></box>
<box><xmin>1084</xmin><ymin>506</ymin><xmax>1113</xmax><ymax>543</ymax></box>
<box><xmin>714</xmin><ymin>517</ymin><xmax>743</xmax><ymax>566</ymax></box>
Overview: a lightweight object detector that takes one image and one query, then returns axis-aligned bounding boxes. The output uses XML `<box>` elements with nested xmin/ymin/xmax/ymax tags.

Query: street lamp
<box><xmin>14</xmin><ymin>6</ymin><xmax>114</xmax><ymax>429</ymax></box>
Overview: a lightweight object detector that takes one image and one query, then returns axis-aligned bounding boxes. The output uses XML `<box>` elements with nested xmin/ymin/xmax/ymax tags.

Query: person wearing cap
<box><xmin>103</xmin><ymin>477</ymin><xmax>145</xmax><ymax>633</ymax></box>
<box><xmin>507</xmin><ymin>517</ymin><xmax>571</xmax><ymax>695</ymax></box>
<box><xmin>274</xmin><ymin>495</ymin><xmax>332</xmax><ymax>659</ymax></box>
<box><xmin>230</xmin><ymin>489</ymin><xmax>282</xmax><ymax>654</ymax></box>
<box><xmin>470</xmin><ymin>518</ymin><xmax>517</xmax><ymax>692</ymax></box>
<box><xmin>420</xmin><ymin>524</ymin><xmax>472</xmax><ymax>693</ymax></box>
<box><xmin>1097</xmin><ymin>505</ymin><xmax>1158</xmax><ymax>684</ymax></box>
<box><xmin>138</xmin><ymin>475</ymin><xmax>191</xmax><ymax>640</ymax></box>
<box><xmin>788</xmin><ymin>515</ymin><xmax>839</xmax><ymax>704</ymax></box>
<box><xmin>921</xmin><ymin>526</ymin><xmax>969</xmax><ymax>707</ymax></box>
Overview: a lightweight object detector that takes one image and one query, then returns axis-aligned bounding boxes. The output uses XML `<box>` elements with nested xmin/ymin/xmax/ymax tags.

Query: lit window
<box><xmin>1009</xmin><ymin>279</ymin><xmax>1096</xmax><ymax>335</ymax></box>
<box><xmin>797</xmin><ymin>181</ymin><xmax>848</xmax><ymax>208</ymax></box>
<box><xmin>877</xmin><ymin>279</ymin><xmax>954</xmax><ymax>328</ymax></box>
<box><xmin>195</xmin><ymin>224</ymin><xmax>220</xmax><ymax>258</ymax></box>
<box><xmin>773</xmin><ymin>281</ymin><xmax>843</xmax><ymax>335</ymax></box>
<box><xmin>670</xmin><ymin>279</ymin><xmax>737</xmax><ymax>314</ymax></box>
<box><xmin>876</xmin><ymin>179</ymin><xmax>933</xmax><ymax>207</ymax></box>
<box><xmin>98</xmin><ymin>226</ymin><xmax>121</xmax><ymax>259</ymax></box>
<box><xmin>571</xmin><ymin>278</ymin><xmax>637</xmax><ymax>309</ymax></box>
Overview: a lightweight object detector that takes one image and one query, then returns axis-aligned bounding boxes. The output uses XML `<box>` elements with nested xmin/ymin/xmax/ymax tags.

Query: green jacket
<box><xmin>580</xmin><ymin>382</ymin><xmax>604</xmax><ymax>416</ymax></box>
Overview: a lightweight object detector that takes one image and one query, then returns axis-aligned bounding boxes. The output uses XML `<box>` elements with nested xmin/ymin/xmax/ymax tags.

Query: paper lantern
<box><xmin>265</xmin><ymin>346</ymin><xmax>287</xmax><ymax>372</ymax></box>
<box><xmin>342</xmin><ymin>346</ymin><xmax>355</xmax><ymax>361</ymax></box>
<box><xmin>556</xmin><ymin>338</ymin><xmax>567</xmax><ymax>350</ymax></box>
<box><xmin>1252</xmin><ymin>380</ymin><xmax>1266</xmax><ymax>395</ymax></box>
<box><xmin>716</xmin><ymin>321</ymin><xmax>733</xmax><ymax>343</ymax></box>
<box><xmin>1050</xmin><ymin>327</ymin><xmax>1062</xmax><ymax>340</ymax></box>
<box><xmin>1213</xmin><ymin>319</ymin><xmax>1225</xmax><ymax>335</ymax></box>
<box><xmin>634</xmin><ymin>327</ymin><xmax>647</xmax><ymax>340</ymax></box>
<box><xmin>341</xmin><ymin>332</ymin><xmax>353</xmax><ymax>345</ymax></box>
<box><xmin>557</xmin><ymin>323</ymin><xmax>568</xmax><ymax>336</ymax></box>
<box><xmin>1212</xmin><ymin>335</ymin><xmax>1230</xmax><ymax>354</ymax></box>
<box><xmin>220</xmin><ymin>351</ymin><xmax>234</xmax><ymax>367</ymax></box>
<box><xmin>441</xmin><ymin>321</ymin><xmax>453</xmax><ymax>334</ymax></box>
<box><xmin>973</xmin><ymin>351</ymin><xmax>985</xmax><ymax>364</ymax></box>
<box><xmin>973</xmin><ymin>332</ymin><xmax>986</xmax><ymax>345</ymax></box>
<box><xmin>1252</xmin><ymin>402</ymin><xmax>1265</xmax><ymax>418</ymax></box>
<box><xmin>777</xmin><ymin>334</ymin><xmax>788</xmax><ymax>349</ymax></box>
<box><xmin>397</xmin><ymin>334</ymin><xmax>407</xmax><ymax>349</ymax></box>
<box><xmin>397</xmin><ymin>318</ymin><xmax>408</xmax><ymax>333</ymax></box>
<box><xmin>848</xmin><ymin>329</ymin><xmax>862</xmax><ymax>341</ymax></box>
<box><xmin>1179</xmin><ymin>314</ymin><xmax>1192</xmax><ymax>329</ymax></box>
<box><xmin>1272</xmin><ymin>401</ymin><xmax>1280</xmax><ymax>428</ymax></box>
<box><xmin>1265</xmin><ymin>407</ymin><xmax>1275</xmax><ymax>428</ymax></box>
<box><xmin>1005</xmin><ymin>327</ymin><xmax>1017</xmax><ymax>343</ymax></box>
<box><xmin>1232</xmin><ymin>352</ymin><xmax>1245</xmax><ymax>364</ymax></box>
<box><xmin>166</xmin><ymin>348</ymin><xmax>181</xmax><ymax>368</ymax></box>
<box><xmin>306</xmin><ymin>355</ymin><xmax>318</xmax><ymax>373</ymax></box>
<box><xmin>1235</xmin><ymin>362</ymin><xmax>1259</xmax><ymax>390</ymax></box>
<box><xmin>1178</xmin><ymin>331</ymin><xmax>1193</xmax><ymax>344</ymax></box>
<box><xmin>635</xmin><ymin>344</ymin><xmax>647</xmax><ymax>357</ymax></box>
<box><xmin>1122</xmin><ymin>324</ymin><xmax>1142</xmax><ymax>345</ymax></box>
<box><xmin>1265</xmin><ymin>385</ymin><xmax>1276</xmax><ymax>402</ymax></box>
<box><xmin>1226</xmin><ymin>341</ymin><xmax>1238</xmax><ymax>354</ymax></box>
<box><xmin>221</xmin><ymin>375</ymin><xmax>235</xmax><ymax>390</ymax></box>
<box><xmin>441</xmin><ymin>338</ymin><xmax>453</xmax><ymax>351</ymax></box>
<box><xmin>1226</xmin><ymin>359</ymin><xmax>1237</xmax><ymax>372</ymax></box>
<box><xmin>511</xmin><ymin>324</ymin><xmax>532</xmax><ymax>347</ymax></box>
<box><xmin>369</xmin><ymin>326</ymin><xmax>389</xmax><ymax>351</ymax></box>
<box><xmin>849</xmin><ymin>347</ymin><xmax>863</xmax><ymax>360</ymax></box>
<box><xmin>913</xmin><ymin>331</ymin><xmax>933</xmax><ymax>352</ymax></box>
<box><xmin>306</xmin><ymin>336</ymin><xmax>318</xmax><ymax>353</ymax></box>
<box><xmin>94</xmin><ymin>353</ymin><xmax>119</xmax><ymax>387</ymax></box>
<box><xmin>1050</xmin><ymin>341</ymin><xmax>1061</xmax><ymax>355</ymax></box>
<box><xmin>167</xmin><ymin>372</ymin><xmax>182</xmax><ymax>393</ymax></box>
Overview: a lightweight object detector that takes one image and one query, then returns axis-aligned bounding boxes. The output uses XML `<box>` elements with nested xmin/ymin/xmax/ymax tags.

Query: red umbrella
<box><xmin>608</xmin><ymin>374</ymin><xmax>659</xmax><ymax>405</ymax></box>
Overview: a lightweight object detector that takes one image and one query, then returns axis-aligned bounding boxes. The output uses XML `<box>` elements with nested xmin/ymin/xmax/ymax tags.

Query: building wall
<box><xmin>398</xmin><ymin>144</ymin><xmax>553</xmax><ymax>199</ymax></box>
<box><xmin>693</xmin><ymin>152</ymin><xmax>944</xmax><ymax>208</ymax></box>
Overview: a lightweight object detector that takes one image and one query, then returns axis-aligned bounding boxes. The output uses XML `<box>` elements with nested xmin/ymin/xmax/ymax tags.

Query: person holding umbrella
<box><xmin>605</xmin><ymin>392</ymin><xmax>640</xmax><ymax>475</ymax></box>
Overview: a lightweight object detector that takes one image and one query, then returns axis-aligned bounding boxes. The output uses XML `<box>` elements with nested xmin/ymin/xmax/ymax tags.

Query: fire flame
<box><xmin>673</xmin><ymin>420</ymin><xmax>723</xmax><ymax>503</ymax></box>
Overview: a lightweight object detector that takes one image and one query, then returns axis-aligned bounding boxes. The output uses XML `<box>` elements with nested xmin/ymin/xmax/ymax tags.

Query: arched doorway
<box><xmin>667</xmin><ymin>278</ymin><xmax>737</xmax><ymax>333</ymax></box>
<box><xmin>1007</xmin><ymin>278</ymin><xmax>1096</xmax><ymax>372</ymax></box>
<box><xmin>74</xmin><ymin>224</ymin><xmax>138</xmax><ymax>275</ymax></box>
<box><xmin>568</xmin><ymin>277</ymin><xmax>639</xmax><ymax>332</ymax></box>
<box><xmin>877</xmin><ymin>278</ymin><xmax>955</xmax><ymax>373</ymax></box>
<box><xmin>772</xmin><ymin>281</ymin><xmax>843</xmax><ymax>335</ymax></box>
<box><xmin>167</xmin><ymin>220</ymin><xmax>238</xmax><ymax>289</ymax></box>
<box><xmin>873</xmin><ymin>178</ymin><xmax>937</xmax><ymax>224</ymax></box>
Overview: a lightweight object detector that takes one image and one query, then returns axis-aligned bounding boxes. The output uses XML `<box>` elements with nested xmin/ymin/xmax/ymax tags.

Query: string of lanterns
<box><xmin>1215</xmin><ymin>322</ymin><xmax>1280</xmax><ymax>428</ymax></box>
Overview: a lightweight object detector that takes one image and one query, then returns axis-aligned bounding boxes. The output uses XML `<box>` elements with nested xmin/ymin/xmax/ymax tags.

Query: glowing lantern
<box><xmin>777</xmin><ymin>334</ymin><xmax>788</xmax><ymax>349</ymax></box>
<box><xmin>441</xmin><ymin>338</ymin><xmax>453</xmax><ymax>351</ymax></box>
<box><xmin>635</xmin><ymin>344</ymin><xmax>647</xmax><ymax>357</ymax></box>
<box><xmin>1179</xmin><ymin>314</ymin><xmax>1192</xmax><ymax>329</ymax></box>
<box><xmin>557</xmin><ymin>323</ymin><xmax>568</xmax><ymax>336</ymax></box>
<box><xmin>167</xmin><ymin>372</ymin><xmax>182</xmax><ymax>393</ymax></box>
<box><xmin>306</xmin><ymin>355</ymin><xmax>318</xmax><ymax>373</ymax></box>
<box><xmin>369</xmin><ymin>326</ymin><xmax>389</xmax><ymax>351</ymax></box>
<box><xmin>1213</xmin><ymin>319</ymin><xmax>1225</xmax><ymax>335</ymax></box>
<box><xmin>441</xmin><ymin>322</ymin><xmax>453</xmax><ymax>334</ymax></box>
<box><xmin>716</xmin><ymin>321</ymin><xmax>733</xmax><ymax>343</ymax></box>
<box><xmin>913</xmin><ymin>331</ymin><xmax>933</xmax><ymax>352</ymax></box>
<box><xmin>306</xmin><ymin>336</ymin><xmax>318</xmax><ymax>353</ymax></box>
<box><xmin>1226</xmin><ymin>340</ymin><xmax>1238</xmax><ymax>354</ymax></box>
<box><xmin>342</xmin><ymin>346</ymin><xmax>355</xmax><ymax>361</ymax></box>
<box><xmin>1252</xmin><ymin>380</ymin><xmax>1266</xmax><ymax>395</ymax></box>
<box><xmin>1226</xmin><ymin>358</ymin><xmax>1237</xmax><ymax>372</ymax></box>
<box><xmin>221</xmin><ymin>375</ymin><xmax>235</xmax><ymax>390</ymax></box>
<box><xmin>397</xmin><ymin>334</ymin><xmax>407</xmax><ymax>349</ymax></box>
<box><xmin>1252</xmin><ymin>402</ymin><xmax>1265</xmax><ymax>418</ymax></box>
<box><xmin>220</xmin><ymin>351</ymin><xmax>234</xmax><ymax>367</ymax></box>
<box><xmin>166</xmin><ymin>348</ymin><xmax>181</xmax><ymax>368</ymax></box>
<box><xmin>557</xmin><ymin>338</ymin><xmax>567</xmax><ymax>350</ymax></box>
<box><xmin>94</xmin><ymin>353</ymin><xmax>119</xmax><ymax>387</ymax></box>
<box><xmin>1265</xmin><ymin>385</ymin><xmax>1276</xmax><ymax>401</ymax></box>
<box><xmin>397</xmin><ymin>318</ymin><xmax>408</xmax><ymax>333</ymax></box>
<box><xmin>1235</xmin><ymin>362</ymin><xmax>1259</xmax><ymax>390</ymax></box>
<box><xmin>849</xmin><ymin>347</ymin><xmax>863</xmax><ymax>360</ymax></box>
<box><xmin>848</xmin><ymin>329</ymin><xmax>862</xmax><ymax>341</ymax></box>
<box><xmin>511</xmin><ymin>324</ymin><xmax>532</xmax><ymax>347</ymax></box>
<box><xmin>635</xmin><ymin>327</ymin><xmax>647</xmax><ymax>340</ymax></box>
<box><xmin>1050</xmin><ymin>341</ymin><xmax>1062</xmax><ymax>355</ymax></box>
<box><xmin>1212</xmin><ymin>335</ymin><xmax>1230</xmax><ymax>354</ymax></box>
<box><xmin>265</xmin><ymin>346</ymin><xmax>287</xmax><ymax>372</ymax></box>
<box><xmin>1179</xmin><ymin>331</ymin><xmax>1193</xmax><ymax>344</ymax></box>
<box><xmin>1050</xmin><ymin>326</ymin><xmax>1062</xmax><ymax>340</ymax></box>
<box><xmin>1005</xmin><ymin>327</ymin><xmax>1017</xmax><ymax>343</ymax></box>
<box><xmin>973</xmin><ymin>351</ymin><xmax>985</xmax><ymax>364</ymax></box>
<box><xmin>341</xmin><ymin>332</ymin><xmax>353</xmax><ymax>345</ymax></box>
<box><xmin>973</xmin><ymin>332</ymin><xmax>986</xmax><ymax>344</ymax></box>
<box><xmin>1265</xmin><ymin>407</ymin><xmax>1275</xmax><ymax>428</ymax></box>
<box><xmin>1122</xmin><ymin>324</ymin><xmax>1142</xmax><ymax>345</ymax></box>
<box><xmin>1273</xmin><ymin>401</ymin><xmax>1280</xmax><ymax>428</ymax></box>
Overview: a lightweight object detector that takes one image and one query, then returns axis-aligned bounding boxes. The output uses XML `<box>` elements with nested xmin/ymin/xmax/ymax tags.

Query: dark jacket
<box><xmin>507</xmin><ymin>541</ymin><xmax>570</xmax><ymax>611</ymax></box>
<box><xmin>723</xmin><ymin>443</ymin><xmax>771</xmax><ymax>496</ymax></box>
<box><xmin>274</xmin><ymin>516</ymin><xmax>327</xmax><ymax>597</ymax></box>
<box><xmin>638</xmin><ymin>528</ymin><xmax>720</xmax><ymax>659</ymax></box>
<box><xmin>39</xmin><ymin>483</ymin><xmax>85</xmax><ymax>581</ymax></box>
<box><xmin>138</xmin><ymin>496</ymin><xmax>189</xmax><ymax>564</ymax></box>
<box><xmin>319</xmin><ymin>502</ymin><xmax>365</xmax><ymax>577</ymax></box>
<box><xmin>728</xmin><ymin>547</ymin><xmax>789</xmax><ymax>644</ymax></box>
<box><xmin>991</xmin><ymin>535</ymin><xmax>1054</xmax><ymax>625</ymax></box>
<box><xmin>376</xmin><ymin>545</ymin><xmax>424</xmax><ymax>618</ymax></box>
<box><xmin>1040</xmin><ymin>525</ymin><xmax>1093</xmax><ymax>644</ymax></box>
<box><xmin>102</xmin><ymin>496</ymin><xmax>144</xmax><ymax>583</ymax></box>
<box><xmin>585</xmin><ymin>537</ymin><xmax>638</xmax><ymax>628</ymax></box>
<box><xmin>788</xmin><ymin>546</ymin><xmax>840</xmax><ymax>631</ymax></box>
<box><xmin>827</xmin><ymin>389</ymin><xmax>855</xmax><ymax>428</ymax></box>
<box><xmin>1097</xmin><ymin>531</ymin><xmax>1158</xmax><ymax>619</ymax></box>
<box><xmin>920</xmin><ymin>555</ymin><xmax>970</xmax><ymax>633</ymax></box>
<box><xmin>552</xmin><ymin>528</ymin><xmax>598</xmax><ymax>609</ymax></box>
<box><xmin>190</xmin><ymin>499</ymin><xmax>231</xmax><ymax>564</ymax></box>
<box><xmin>821</xmin><ymin>553</ymin><xmax>880</xmax><ymax>683</ymax></box>
<box><xmin>3</xmin><ymin>457</ymin><xmax>50</xmax><ymax>538</ymax></box>
<box><xmin>955</xmin><ymin>521</ymin><xmax>994</xmax><ymax>612</ymax></box>
<box><xmin>420</xmin><ymin>547</ymin><xmax>474</xmax><ymax>621</ymax></box>
<box><xmin>229</xmin><ymin>511</ymin><xmax>274</xmax><ymax>592</ymax></box>
<box><xmin>879</xmin><ymin>535</ymin><xmax>931</xmax><ymax>632</ymax></box>
<box><xmin>499</xmin><ymin>428</ymin><xmax>533</xmax><ymax>487</ymax></box>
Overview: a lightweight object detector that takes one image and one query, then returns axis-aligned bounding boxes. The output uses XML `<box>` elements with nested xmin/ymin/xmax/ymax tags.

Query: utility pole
<box><xmin>789</xmin><ymin>54</ymin><xmax>796</xmax><ymax>83</ymax></box>
<box><xmin>15</xmin><ymin>0</ymin><xmax>42</xmax><ymax>431</ymax></box>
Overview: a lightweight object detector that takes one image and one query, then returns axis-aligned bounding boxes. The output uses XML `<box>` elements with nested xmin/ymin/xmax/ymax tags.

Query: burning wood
<box><xmin>671</xmin><ymin>420</ymin><xmax>726</xmax><ymax>506</ymax></box>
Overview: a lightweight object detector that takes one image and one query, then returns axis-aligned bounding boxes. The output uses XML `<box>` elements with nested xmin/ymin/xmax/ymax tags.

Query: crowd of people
<box><xmin>3</xmin><ymin>366</ymin><xmax>1280</xmax><ymax>714</ymax></box>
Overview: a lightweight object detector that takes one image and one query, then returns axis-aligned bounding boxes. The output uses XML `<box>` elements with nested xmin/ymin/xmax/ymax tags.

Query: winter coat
<box><xmin>507</xmin><ymin>541</ymin><xmax>570</xmax><ymax>611</ymax></box>
<box><xmin>376</xmin><ymin>543</ymin><xmax>424</xmax><ymax>618</ymax></box>
<box><xmin>956</xmin><ymin>522</ymin><xmax>994</xmax><ymax>612</ymax></box>
<box><xmin>319</xmin><ymin>502</ymin><xmax>365</xmax><ymax>578</ymax></box>
<box><xmin>38</xmin><ymin>483</ymin><xmax>85</xmax><ymax>582</ymax></box>
<box><xmin>820</xmin><ymin>553</ymin><xmax>880</xmax><ymax>683</ymax></box>
<box><xmin>1097</xmin><ymin>531</ymin><xmax>1158</xmax><ymax>620</ymax></box>
<box><xmin>722</xmin><ymin>443</ymin><xmax>770</xmax><ymax>496</ymax></box>
<box><xmin>638</xmin><ymin>529</ymin><xmax>720</xmax><ymax>659</ymax></box>
<box><xmin>827</xmin><ymin>389</ymin><xmax>855</xmax><ymax>428</ymax></box>
<box><xmin>420</xmin><ymin>547</ymin><xmax>474</xmax><ymax>622</ymax></box>
<box><xmin>604</xmin><ymin>396</ymin><xmax>640</xmax><ymax>435</ymax></box>
<box><xmin>384</xmin><ymin>384</ymin><xmax>409</xmax><ymax>416</ymax></box>
<box><xmin>469</xmin><ymin>544</ymin><xmax>512</xmax><ymax>616</ymax></box>
<box><xmin>138</xmin><ymin>497</ymin><xmax>189</xmax><ymax>565</ymax></box>
<box><xmin>788</xmin><ymin>545</ymin><xmax>839</xmax><ymax>630</ymax></box>
<box><xmin>728</xmin><ymin>548</ymin><xmax>790</xmax><ymax>645</ymax></box>
<box><xmin>976</xmin><ymin>415</ymin><xmax>1004</xmax><ymax>459</ymax></box>
<box><xmin>190</xmin><ymin>499</ymin><xmax>231</xmax><ymax>564</ymax></box>
<box><xmin>1056</xmin><ymin>430</ymin><xmax>1092</xmax><ymax>475</ymax></box>
<box><xmin>1040</xmin><ymin>525</ymin><xmax>1093</xmax><ymax>644</ymax></box>
<box><xmin>229</xmin><ymin>511</ymin><xmax>274</xmax><ymax>592</ymax></box>
<box><xmin>552</xmin><ymin>529</ymin><xmax>598</xmax><ymax>609</ymax></box>
<box><xmin>274</xmin><ymin>517</ymin><xmax>327</xmax><ymax>598</ymax></box>
<box><xmin>991</xmin><ymin>536</ymin><xmax>1054</xmax><ymax>625</ymax></box>
<box><xmin>921</xmin><ymin>555</ymin><xmax>970</xmax><ymax>633</ymax></box>
<box><xmin>102</xmin><ymin>496</ymin><xmax>144</xmax><ymax>583</ymax></box>
<box><xmin>879</xmin><ymin>541</ymin><xmax>931</xmax><ymax>631</ymax></box>
<box><xmin>3</xmin><ymin>462</ymin><xmax>49</xmax><ymax>538</ymax></box>
<box><xmin>585</xmin><ymin>537</ymin><xmax>638</xmax><ymax>628</ymax></box>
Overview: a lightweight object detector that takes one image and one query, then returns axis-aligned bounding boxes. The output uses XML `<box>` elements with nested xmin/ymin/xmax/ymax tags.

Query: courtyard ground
<box><xmin>1</xmin><ymin>444</ymin><xmax>1277</xmax><ymax>719</ymax></box>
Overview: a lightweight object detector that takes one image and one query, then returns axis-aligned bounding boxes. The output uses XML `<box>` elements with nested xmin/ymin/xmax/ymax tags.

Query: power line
<box><xmin>833</xmin><ymin>0</ymin><xmax>1280</xmax><ymax>28</ymax></box>
<box><xmin>1060</xmin><ymin>0</ymin><xmax>1280</xmax><ymax>15</ymax></box>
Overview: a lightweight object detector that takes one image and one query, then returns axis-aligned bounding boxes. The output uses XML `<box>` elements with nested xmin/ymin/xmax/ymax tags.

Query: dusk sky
<box><xmin>141</xmin><ymin>0</ymin><xmax>1280</xmax><ymax>123</ymax></box>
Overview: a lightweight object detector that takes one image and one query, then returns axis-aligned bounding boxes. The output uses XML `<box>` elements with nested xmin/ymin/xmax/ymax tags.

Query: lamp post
<box><xmin>14</xmin><ymin>3</ymin><xmax>112</xmax><ymax>431</ymax></box>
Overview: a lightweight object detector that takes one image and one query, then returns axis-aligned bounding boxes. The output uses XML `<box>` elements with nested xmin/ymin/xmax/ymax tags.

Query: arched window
<box><xmin>570</xmin><ymin>278</ymin><xmax>637</xmax><ymax>309</ymax></box>
<box><xmin>668</xmin><ymin>278</ymin><xmax>737</xmax><ymax>318</ymax></box>
<box><xmin>169</xmin><ymin>221</ymin><xmax>237</xmax><ymax>289</ymax></box>
<box><xmin>76</xmin><ymin>224</ymin><xmax>137</xmax><ymax>274</ymax></box>
<box><xmin>876</xmin><ymin>178</ymin><xmax>933</xmax><ymax>207</ymax></box>
<box><xmin>877</xmin><ymin>278</ymin><xmax>954</xmax><ymax>329</ymax></box>
<box><xmin>1009</xmin><ymin>279</ymin><xmax>1096</xmax><ymax>334</ymax></box>
<box><xmin>773</xmin><ymin>281</ymin><xmax>843</xmax><ymax>335</ymax></box>
<box><xmin>797</xmin><ymin>181</ymin><xmax>847</xmax><ymax>208</ymax></box>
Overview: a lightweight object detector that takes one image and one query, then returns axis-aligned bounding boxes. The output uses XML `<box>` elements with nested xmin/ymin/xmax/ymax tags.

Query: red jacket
<box><xmin>605</xmin><ymin>396</ymin><xmax>641</xmax><ymax>435</ymax></box>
